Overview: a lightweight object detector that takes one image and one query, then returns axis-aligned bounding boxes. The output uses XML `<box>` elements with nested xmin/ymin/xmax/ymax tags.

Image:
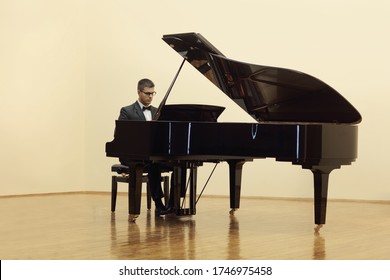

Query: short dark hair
<box><xmin>137</xmin><ymin>78</ymin><xmax>155</xmax><ymax>91</ymax></box>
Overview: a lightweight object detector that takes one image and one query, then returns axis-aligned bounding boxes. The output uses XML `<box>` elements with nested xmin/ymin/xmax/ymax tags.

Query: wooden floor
<box><xmin>1</xmin><ymin>192</ymin><xmax>389</xmax><ymax>260</ymax></box>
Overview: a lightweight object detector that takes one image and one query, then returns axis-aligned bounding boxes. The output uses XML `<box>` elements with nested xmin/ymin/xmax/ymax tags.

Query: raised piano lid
<box><xmin>162</xmin><ymin>32</ymin><xmax>362</xmax><ymax>124</ymax></box>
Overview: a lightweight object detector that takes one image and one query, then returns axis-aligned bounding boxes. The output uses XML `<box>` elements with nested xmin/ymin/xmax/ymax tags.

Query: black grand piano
<box><xmin>106</xmin><ymin>32</ymin><xmax>361</xmax><ymax>230</ymax></box>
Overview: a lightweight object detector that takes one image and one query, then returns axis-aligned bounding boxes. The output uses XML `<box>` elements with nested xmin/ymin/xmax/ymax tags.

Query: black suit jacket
<box><xmin>117</xmin><ymin>100</ymin><xmax>157</xmax><ymax>165</ymax></box>
<box><xmin>118</xmin><ymin>101</ymin><xmax>157</xmax><ymax>121</ymax></box>
<box><xmin>117</xmin><ymin>101</ymin><xmax>166</xmax><ymax>201</ymax></box>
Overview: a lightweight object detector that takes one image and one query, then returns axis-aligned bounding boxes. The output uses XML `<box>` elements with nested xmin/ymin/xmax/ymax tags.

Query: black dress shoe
<box><xmin>159</xmin><ymin>207</ymin><xmax>175</xmax><ymax>215</ymax></box>
<box><xmin>154</xmin><ymin>205</ymin><xmax>167</xmax><ymax>216</ymax></box>
<box><xmin>155</xmin><ymin>206</ymin><xmax>175</xmax><ymax>216</ymax></box>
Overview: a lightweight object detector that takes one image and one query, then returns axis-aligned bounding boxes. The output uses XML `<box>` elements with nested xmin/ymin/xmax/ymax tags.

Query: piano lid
<box><xmin>162</xmin><ymin>32</ymin><xmax>362</xmax><ymax>124</ymax></box>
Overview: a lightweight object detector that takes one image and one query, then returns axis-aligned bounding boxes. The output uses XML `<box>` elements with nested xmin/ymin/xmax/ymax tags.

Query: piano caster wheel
<box><xmin>128</xmin><ymin>214</ymin><xmax>139</xmax><ymax>222</ymax></box>
<box><xmin>229</xmin><ymin>208</ymin><xmax>237</xmax><ymax>215</ymax></box>
<box><xmin>314</xmin><ymin>224</ymin><xmax>323</xmax><ymax>233</ymax></box>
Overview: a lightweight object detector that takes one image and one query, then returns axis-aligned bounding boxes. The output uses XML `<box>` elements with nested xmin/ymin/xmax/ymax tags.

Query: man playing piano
<box><xmin>118</xmin><ymin>78</ymin><xmax>172</xmax><ymax>215</ymax></box>
<box><xmin>107</xmin><ymin>32</ymin><xmax>361</xmax><ymax>228</ymax></box>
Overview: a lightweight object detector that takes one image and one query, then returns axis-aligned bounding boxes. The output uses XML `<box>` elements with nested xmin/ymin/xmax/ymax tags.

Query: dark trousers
<box><xmin>146</xmin><ymin>162</ymin><xmax>164</xmax><ymax>201</ymax></box>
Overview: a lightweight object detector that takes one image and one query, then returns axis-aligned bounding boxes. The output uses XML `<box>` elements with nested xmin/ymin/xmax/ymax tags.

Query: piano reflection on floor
<box><xmin>109</xmin><ymin>211</ymin><xmax>327</xmax><ymax>260</ymax></box>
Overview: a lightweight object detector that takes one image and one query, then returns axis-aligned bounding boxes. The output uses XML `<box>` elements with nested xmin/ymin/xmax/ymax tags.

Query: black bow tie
<box><xmin>143</xmin><ymin>106</ymin><xmax>151</xmax><ymax>111</ymax></box>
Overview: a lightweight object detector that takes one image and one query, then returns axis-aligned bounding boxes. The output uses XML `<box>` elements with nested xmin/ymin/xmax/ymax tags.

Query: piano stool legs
<box><xmin>110</xmin><ymin>174</ymin><xmax>170</xmax><ymax>214</ymax></box>
<box><xmin>111</xmin><ymin>174</ymin><xmax>150</xmax><ymax>212</ymax></box>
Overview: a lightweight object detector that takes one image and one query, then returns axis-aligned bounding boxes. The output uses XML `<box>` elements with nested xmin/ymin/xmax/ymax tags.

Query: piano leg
<box><xmin>127</xmin><ymin>163</ymin><xmax>144</xmax><ymax>222</ymax></box>
<box><xmin>172</xmin><ymin>162</ymin><xmax>197</xmax><ymax>215</ymax></box>
<box><xmin>310</xmin><ymin>166</ymin><xmax>339</xmax><ymax>232</ymax></box>
<box><xmin>228</xmin><ymin>160</ymin><xmax>246</xmax><ymax>215</ymax></box>
<box><xmin>172</xmin><ymin>164</ymin><xmax>182</xmax><ymax>214</ymax></box>
<box><xmin>189</xmin><ymin>163</ymin><xmax>197</xmax><ymax>215</ymax></box>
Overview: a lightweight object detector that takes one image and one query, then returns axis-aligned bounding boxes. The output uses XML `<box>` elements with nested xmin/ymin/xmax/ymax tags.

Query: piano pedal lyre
<box><xmin>178</xmin><ymin>208</ymin><xmax>196</xmax><ymax>215</ymax></box>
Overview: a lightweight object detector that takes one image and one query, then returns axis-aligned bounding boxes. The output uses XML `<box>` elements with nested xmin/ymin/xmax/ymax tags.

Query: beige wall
<box><xmin>0</xmin><ymin>0</ymin><xmax>86</xmax><ymax>195</ymax></box>
<box><xmin>1</xmin><ymin>0</ymin><xmax>390</xmax><ymax>201</ymax></box>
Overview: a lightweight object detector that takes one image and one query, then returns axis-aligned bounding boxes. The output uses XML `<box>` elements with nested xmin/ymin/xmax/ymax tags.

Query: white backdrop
<box><xmin>1</xmin><ymin>0</ymin><xmax>389</xmax><ymax>201</ymax></box>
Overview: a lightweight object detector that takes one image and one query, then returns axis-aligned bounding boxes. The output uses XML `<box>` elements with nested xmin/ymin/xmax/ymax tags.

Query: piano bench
<box><xmin>111</xmin><ymin>164</ymin><xmax>170</xmax><ymax>212</ymax></box>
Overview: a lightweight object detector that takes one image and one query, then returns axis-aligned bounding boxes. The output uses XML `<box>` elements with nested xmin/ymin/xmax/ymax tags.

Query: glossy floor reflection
<box><xmin>1</xmin><ymin>193</ymin><xmax>389</xmax><ymax>259</ymax></box>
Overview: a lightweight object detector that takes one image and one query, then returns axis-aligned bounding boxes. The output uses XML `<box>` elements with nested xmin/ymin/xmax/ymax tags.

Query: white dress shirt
<box><xmin>137</xmin><ymin>100</ymin><xmax>152</xmax><ymax>121</ymax></box>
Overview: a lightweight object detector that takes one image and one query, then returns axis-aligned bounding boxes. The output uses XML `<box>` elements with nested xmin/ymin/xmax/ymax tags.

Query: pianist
<box><xmin>118</xmin><ymin>78</ymin><xmax>172</xmax><ymax>215</ymax></box>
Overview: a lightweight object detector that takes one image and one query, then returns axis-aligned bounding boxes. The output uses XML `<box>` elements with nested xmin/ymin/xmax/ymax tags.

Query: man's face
<box><xmin>138</xmin><ymin>86</ymin><xmax>155</xmax><ymax>106</ymax></box>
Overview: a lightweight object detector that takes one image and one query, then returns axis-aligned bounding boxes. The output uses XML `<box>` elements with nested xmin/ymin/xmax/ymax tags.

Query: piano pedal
<box><xmin>314</xmin><ymin>224</ymin><xmax>323</xmax><ymax>233</ymax></box>
<box><xmin>229</xmin><ymin>208</ymin><xmax>237</xmax><ymax>215</ymax></box>
<box><xmin>178</xmin><ymin>208</ymin><xmax>196</xmax><ymax>215</ymax></box>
